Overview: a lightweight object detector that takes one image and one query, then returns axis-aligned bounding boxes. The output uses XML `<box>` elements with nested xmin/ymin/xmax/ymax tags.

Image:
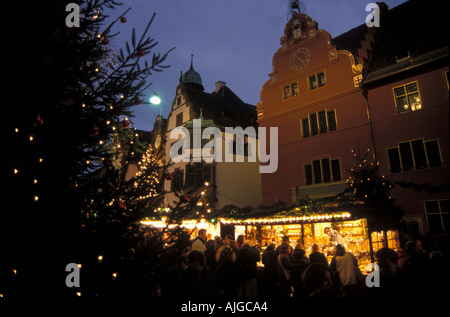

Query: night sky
<box><xmin>105</xmin><ymin>0</ymin><xmax>408</xmax><ymax>131</ymax></box>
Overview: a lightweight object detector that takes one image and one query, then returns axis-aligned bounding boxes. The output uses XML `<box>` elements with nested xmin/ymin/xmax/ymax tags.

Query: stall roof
<box><xmin>220</xmin><ymin>212</ymin><xmax>354</xmax><ymax>225</ymax></box>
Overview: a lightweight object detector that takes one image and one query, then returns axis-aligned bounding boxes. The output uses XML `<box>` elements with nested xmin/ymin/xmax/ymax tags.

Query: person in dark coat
<box><xmin>276</xmin><ymin>243</ymin><xmax>293</xmax><ymax>296</ymax></box>
<box><xmin>236</xmin><ymin>235</ymin><xmax>245</xmax><ymax>250</ymax></box>
<box><xmin>275</xmin><ymin>236</ymin><xmax>293</xmax><ymax>258</ymax></box>
<box><xmin>402</xmin><ymin>240</ymin><xmax>432</xmax><ymax>294</ymax></box>
<box><xmin>214</xmin><ymin>241</ymin><xmax>240</xmax><ymax>296</ymax></box>
<box><xmin>238</xmin><ymin>240</ymin><xmax>261</xmax><ymax>296</ymax></box>
<box><xmin>370</xmin><ymin>247</ymin><xmax>408</xmax><ymax>296</ymax></box>
<box><xmin>290</xmin><ymin>245</ymin><xmax>310</xmax><ymax>298</ymax></box>
<box><xmin>262</xmin><ymin>243</ymin><xmax>278</xmax><ymax>295</ymax></box>
<box><xmin>204</xmin><ymin>239</ymin><xmax>217</xmax><ymax>273</ymax></box>
<box><xmin>309</xmin><ymin>243</ymin><xmax>329</xmax><ymax>267</ymax></box>
<box><xmin>183</xmin><ymin>250</ymin><xmax>219</xmax><ymax>296</ymax></box>
<box><xmin>302</xmin><ymin>263</ymin><xmax>338</xmax><ymax>297</ymax></box>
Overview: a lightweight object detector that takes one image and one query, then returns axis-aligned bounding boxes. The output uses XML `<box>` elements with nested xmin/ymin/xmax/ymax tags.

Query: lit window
<box><xmin>283</xmin><ymin>85</ymin><xmax>290</xmax><ymax>99</ymax></box>
<box><xmin>393</xmin><ymin>81</ymin><xmax>422</xmax><ymax>113</ymax></box>
<box><xmin>291</xmin><ymin>82</ymin><xmax>298</xmax><ymax>97</ymax></box>
<box><xmin>283</xmin><ymin>82</ymin><xmax>298</xmax><ymax>99</ymax></box>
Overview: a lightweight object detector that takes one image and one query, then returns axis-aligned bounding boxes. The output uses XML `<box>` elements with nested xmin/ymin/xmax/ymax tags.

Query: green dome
<box><xmin>181</xmin><ymin>56</ymin><xmax>204</xmax><ymax>90</ymax></box>
<box><xmin>182</xmin><ymin>67</ymin><xmax>203</xmax><ymax>85</ymax></box>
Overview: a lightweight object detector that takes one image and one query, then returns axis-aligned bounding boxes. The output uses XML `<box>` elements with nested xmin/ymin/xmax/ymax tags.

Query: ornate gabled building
<box><xmin>161</xmin><ymin>58</ymin><xmax>261</xmax><ymax>211</ymax></box>
<box><xmin>257</xmin><ymin>11</ymin><xmax>370</xmax><ymax>204</ymax></box>
<box><xmin>257</xmin><ymin>0</ymin><xmax>448</xmax><ymax>237</ymax></box>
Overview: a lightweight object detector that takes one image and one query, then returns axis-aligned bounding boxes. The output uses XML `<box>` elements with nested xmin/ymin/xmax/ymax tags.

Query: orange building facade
<box><xmin>257</xmin><ymin>13</ymin><xmax>371</xmax><ymax>205</ymax></box>
<box><xmin>257</xmin><ymin>1</ymin><xmax>448</xmax><ymax>237</ymax></box>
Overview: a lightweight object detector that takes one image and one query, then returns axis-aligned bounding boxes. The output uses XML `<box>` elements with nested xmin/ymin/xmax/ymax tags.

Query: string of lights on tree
<box><xmin>131</xmin><ymin>146</ymin><xmax>161</xmax><ymax>201</ymax></box>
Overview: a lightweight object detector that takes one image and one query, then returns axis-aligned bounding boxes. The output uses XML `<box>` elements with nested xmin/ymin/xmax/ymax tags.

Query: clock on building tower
<box><xmin>290</xmin><ymin>47</ymin><xmax>310</xmax><ymax>71</ymax></box>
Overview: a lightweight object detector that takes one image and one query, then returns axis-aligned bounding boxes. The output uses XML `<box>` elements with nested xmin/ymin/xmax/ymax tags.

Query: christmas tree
<box><xmin>345</xmin><ymin>148</ymin><xmax>403</xmax><ymax>232</ymax></box>
<box><xmin>1</xmin><ymin>0</ymin><xmax>175</xmax><ymax>296</ymax></box>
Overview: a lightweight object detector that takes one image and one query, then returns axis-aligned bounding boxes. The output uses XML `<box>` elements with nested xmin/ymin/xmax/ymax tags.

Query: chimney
<box><xmin>215</xmin><ymin>81</ymin><xmax>226</xmax><ymax>93</ymax></box>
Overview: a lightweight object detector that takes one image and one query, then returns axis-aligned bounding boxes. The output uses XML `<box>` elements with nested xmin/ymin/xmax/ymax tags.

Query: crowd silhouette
<box><xmin>157</xmin><ymin>231</ymin><xmax>449</xmax><ymax>298</ymax></box>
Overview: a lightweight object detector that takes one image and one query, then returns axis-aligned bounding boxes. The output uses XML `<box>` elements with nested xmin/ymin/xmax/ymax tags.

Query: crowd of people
<box><xmin>158</xmin><ymin>229</ymin><xmax>449</xmax><ymax>297</ymax></box>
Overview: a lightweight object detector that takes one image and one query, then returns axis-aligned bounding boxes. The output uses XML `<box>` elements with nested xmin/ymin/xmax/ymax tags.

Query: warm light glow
<box><xmin>15</xmin><ymin>128</ymin><xmax>19</xmax><ymax>133</ymax></box>
<box><xmin>149</xmin><ymin>95</ymin><xmax>161</xmax><ymax>105</ymax></box>
<box><xmin>29</xmin><ymin>136</ymin><xmax>34</xmax><ymax>141</ymax></box>
<box><xmin>98</xmin><ymin>255</ymin><xmax>103</xmax><ymax>261</ymax></box>
<box><xmin>13</xmin><ymin>169</ymin><xmax>18</xmax><ymax>174</ymax></box>
<box><xmin>76</xmin><ymin>292</ymin><xmax>81</xmax><ymax>296</ymax></box>
<box><xmin>219</xmin><ymin>212</ymin><xmax>353</xmax><ymax>225</ymax></box>
<box><xmin>34</xmin><ymin>196</ymin><xmax>39</xmax><ymax>201</ymax></box>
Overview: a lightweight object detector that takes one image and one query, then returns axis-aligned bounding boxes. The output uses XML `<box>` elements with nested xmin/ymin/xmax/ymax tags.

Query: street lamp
<box><xmin>149</xmin><ymin>93</ymin><xmax>161</xmax><ymax>105</ymax></box>
<box><xmin>149</xmin><ymin>91</ymin><xmax>163</xmax><ymax>130</ymax></box>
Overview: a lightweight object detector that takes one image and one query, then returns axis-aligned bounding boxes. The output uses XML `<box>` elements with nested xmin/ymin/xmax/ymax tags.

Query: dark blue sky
<box><xmin>106</xmin><ymin>0</ymin><xmax>408</xmax><ymax>131</ymax></box>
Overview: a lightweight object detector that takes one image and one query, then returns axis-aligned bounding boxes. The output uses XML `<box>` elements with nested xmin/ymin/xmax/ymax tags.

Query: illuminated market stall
<box><xmin>141</xmin><ymin>210</ymin><xmax>399</xmax><ymax>273</ymax></box>
<box><xmin>219</xmin><ymin>211</ymin><xmax>399</xmax><ymax>272</ymax></box>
